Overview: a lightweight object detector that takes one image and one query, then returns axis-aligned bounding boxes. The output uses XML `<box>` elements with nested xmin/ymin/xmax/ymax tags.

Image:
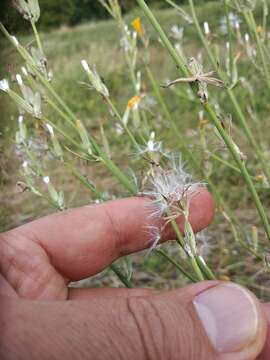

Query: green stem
<box><xmin>105</xmin><ymin>97</ymin><xmax>141</xmax><ymax>151</ymax></box>
<box><xmin>110</xmin><ymin>263</ymin><xmax>133</xmax><ymax>288</ymax></box>
<box><xmin>190</xmin><ymin>256</ymin><xmax>204</xmax><ymax>281</ymax></box>
<box><xmin>224</xmin><ymin>0</ymin><xmax>233</xmax><ymax>79</ymax></box>
<box><xmin>187</xmin><ymin>1</ymin><xmax>269</xmax><ymax>177</ymax></box>
<box><xmin>156</xmin><ymin>249</ymin><xmax>197</xmax><ymax>282</ymax></box>
<box><xmin>168</xmin><ymin>214</ymin><xmax>205</xmax><ymax>281</ymax></box>
<box><xmin>188</xmin><ymin>0</ymin><xmax>270</xmax><ymax>183</ymax></box>
<box><xmin>196</xmin><ymin>255</ymin><xmax>216</xmax><ymax>280</ymax></box>
<box><xmin>30</xmin><ymin>20</ymin><xmax>44</xmax><ymax>55</ymax></box>
<box><xmin>246</xmin><ymin>10</ymin><xmax>270</xmax><ymax>88</ymax></box>
<box><xmin>204</xmin><ymin>103</ymin><xmax>270</xmax><ymax>241</ymax></box>
<box><xmin>136</xmin><ymin>0</ymin><xmax>189</xmax><ymax>77</ymax></box>
<box><xmin>136</xmin><ymin>0</ymin><xmax>270</xmax><ymax>241</ymax></box>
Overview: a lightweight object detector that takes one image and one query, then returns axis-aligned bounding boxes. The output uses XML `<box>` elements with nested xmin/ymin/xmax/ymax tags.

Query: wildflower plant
<box><xmin>1</xmin><ymin>0</ymin><xmax>270</xmax><ymax>292</ymax></box>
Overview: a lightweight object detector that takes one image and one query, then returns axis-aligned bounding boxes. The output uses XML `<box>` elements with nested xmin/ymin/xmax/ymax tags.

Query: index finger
<box><xmin>2</xmin><ymin>190</ymin><xmax>214</xmax><ymax>281</ymax></box>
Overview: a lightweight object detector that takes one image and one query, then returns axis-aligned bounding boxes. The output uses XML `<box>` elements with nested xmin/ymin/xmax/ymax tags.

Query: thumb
<box><xmin>127</xmin><ymin>281</ymin><xmax>267</xmax><ymax>360</ymax></box>
<box><xmin>2</xmin><ymin>282</ymin><xmax>266</xmax><ymax>360</ymax></box>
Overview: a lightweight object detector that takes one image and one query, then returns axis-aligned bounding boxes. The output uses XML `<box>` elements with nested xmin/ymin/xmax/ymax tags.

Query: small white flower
<box><xmin>81</xmin><ymin>59</ymin><xmax>109</xmax><ymax>97</ymax></box>
<box><xmin>43</xmin><ymin>176</ymin><xmax>50</xmax><ymax>184</ymax></box>
<box><xmin>0</xmin><ymin>79</ymin><xmax>9</xmax><ymax>92</ymax></box>
<box><xmin>203</xmin><ymin>21</ymin><xmax>210</xmax><ymax>35</ymax></box>
<box><xmin>81</xmin><ymin>59</ymin><xmax>90</xmax><ymax>73</ymax></box>
<box><xmin>137</xmin><ymin>131</ymin><xmax>165</xmax><ymax>158</ymax></box>
<box><xmin>170</xmin><ymin>25</ymin><xmax>184</xmax><ymax>40</ymax></box>
<box><xmin>16</xmin><ymin>74</ymin><xmax>23</xmax><ymax>86</ymax></box>
<box><xmin>245</xmin><ymin>33</ymin><xmax>250</xmax><ymax>43</ymax></box>
<box><xmin>45</xmin><ymin>123</ymin><xmax>54</xmax><ymax>135</ymax></box>
<box><xmin>18</xmin><ymin>115</ymin><xmax>24</xmax><ymax>124</ymax></box>
<box><xmin>22</xmin><ymin>160</ymin><xmax>28</xmax><ymax>168</ymax></box>
<box><xmin>21</xmin><ymin>66</ymin><xmax>28</xmax><ymax>76</ymax></box>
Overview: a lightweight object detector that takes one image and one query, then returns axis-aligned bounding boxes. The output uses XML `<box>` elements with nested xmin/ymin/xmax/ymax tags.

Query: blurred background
<box><xmin>1</xmin><ymin>0</ymin><xmax>215</xmax><ymax>33</ymax></box>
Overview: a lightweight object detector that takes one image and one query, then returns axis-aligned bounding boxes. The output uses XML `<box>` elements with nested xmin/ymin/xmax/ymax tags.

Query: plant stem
<box><xmin>30</xmin><ymin>20</ymin><xmax>44</xmax><ymax>55</ymax></box>
<box><xmin>188</xmin><ymin>0</ymin><xmax>270</xmax><ymax>183</ymax></box>
<box><xmin>105</xmin><ymin>97</ymin><xmax>141</xmax><ymax>150</ymax></box>
<box><xmin>224</xmin><ymin>0</ymin><xmax>233</xmax><ymax>79</ymax></box>
<box><xmin>245</xmin><ymin>10</ymin><xmax>270</xmax><ymax>89</ymax></box>
<box><xmin>168</xmin><ymin>214</ymin><xmax>205</xmax><ymax>281</ymax></box>
<box><xmin>156</xmin><ymin>249</ymin><xmax>197</xmax><ymax>282</ymax></box>
<box><xmin>136</xmin><ymin>0</ymin><xmax>270</xmax><ymax>241</ymax></box>
<box><xmin>204</xmin><ymin>103</ymin><xmax>270</xmax><ymax>241</ymax></box>
<box><xmin>110</xmin><ymin>263</ymin><xmax>133</xmax><ymax>288</ymax></box>
<box><xmin>196</xmin><ymin>255</ymin><xmax>216</xmax><ymax>280</ymax></box>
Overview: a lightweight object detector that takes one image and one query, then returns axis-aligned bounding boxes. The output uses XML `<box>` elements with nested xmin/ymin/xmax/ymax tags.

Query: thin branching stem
<box><xmin>136</xmin><ymin>0</ymin><xmax>270</xmax><ymax>242</ymax></box>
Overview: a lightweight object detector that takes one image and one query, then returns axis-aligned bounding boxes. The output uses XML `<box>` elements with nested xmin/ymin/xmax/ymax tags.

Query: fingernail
<box><xmin>193</xmin><ymin>283</ymin><xmax>259</xmax><ymax>353</ymax></box>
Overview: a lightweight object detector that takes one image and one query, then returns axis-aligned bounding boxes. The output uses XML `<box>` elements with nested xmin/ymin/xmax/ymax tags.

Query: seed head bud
<box><xmin>203</xmin><ymin>21</ymin><xmax>210</xmax><ymax>35</ymax></box>
<box><xmin>256</xmin><ymin>25</ymin><xmax>263</xmax><ymax>34</ymax></box>
<box><xmin>45</xmin><ymin>123</ymin><xmax>54</xmax><ymax>135</ymax></box>
<box><xmin>0</xmin><ymin>79</ymin><xmax>10</xmax><ymax>92</ymax></box>
<box><xmin>244</xmin><ymin>33</ymin><xmax>250</xmax><ymax>43</ymax></box>
<box><xmin>43</xmin><ymin>176</ymin><xmax>50</xmax><ymax>184</ymax></box>
<box><xmin>256</xmin><ymin>174</ymin><xmax>265</xmax><ymax>183</ymax></box>
<box><xmin>81</xmin><ymin>59</ymin><xmax>90</xmax><ymax>73</ymax></box>
<box><xmin>16</xmin><ymin>74</ymin><xmax>23</xmax><ymax>86</ymax></box>
<box><xmin>12</xmin><ymin>0</ymin><xmax>40</xmax><ymax>22</ymax></box>
<box><xmin>21</xmin><ymin>66</ymin><xmax>28</xmax><ymax>76</ymax></box>
<box><xmin>22</xmin><ymin>160</ymin><xmax>28</xmax><ymax>168</ymax></box>
<box><xmin>18</xmin><ymin>115</ymin><xmax>24</xmax><ymax>124</ymax></box>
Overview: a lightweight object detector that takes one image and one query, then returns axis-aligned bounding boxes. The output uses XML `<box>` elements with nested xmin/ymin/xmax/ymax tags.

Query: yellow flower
<box><xmin>127</xmin><ymin>95</ymin><xmax>141</xmax><ymax>109</ymax></box>
<box><xmin>256</xmin><ymin>174</ymin><xmax>264</xmax><ymax>183</ymax></box>
<box><xmin>132</xmin><ymin>17</ymin><xmax>144</xmax><ymax>37</ymax></box>
<box><xmin>256</xmin><ymin>25</ymin><xmax>263</xmax><ymax>34</ymax></box>
<box><xmin>219</xmin><ymin>275</ymin><xmax>231</xmax><ymax>282</ymax></box>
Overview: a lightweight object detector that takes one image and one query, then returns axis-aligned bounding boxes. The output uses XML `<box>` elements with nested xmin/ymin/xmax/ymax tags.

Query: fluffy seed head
<box><xmin>145</xmin><ymin>159</ymin><xmax>204</xmax><ymax>218</ymax></box>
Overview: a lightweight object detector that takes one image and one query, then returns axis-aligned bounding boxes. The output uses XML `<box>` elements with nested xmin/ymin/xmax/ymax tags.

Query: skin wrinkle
<box><xmin>0</xmin><ymin>233</ymin><xmax>67</xmax><ymax>300</ymax></box>
<box><xmin>127</xmin><ymin>296</ymin><xmax>154</xmax><ymax>360</ymax></box>
<box><xmin>105</xmin><ymin>298</ymin><xmax>132</xmax><ymax>360</ymax></box>
<box><xmin>127</xmin><ymin>295</ymin><xmax>170</xmax><ymax>360</ymax></box>
<box><xmin>102</xmin><ymin>205</ymin><xmax>122</xmax><ymax>258</ymax></box>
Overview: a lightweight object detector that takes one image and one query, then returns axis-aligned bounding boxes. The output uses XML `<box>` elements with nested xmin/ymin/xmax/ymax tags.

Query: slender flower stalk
<box><xmin>135</xmin><ymin>0</ymin><xmax>270</xmax><ymax>242</ymax></box>
<box><xmin>187</xmin><ymin>0</ymin><xmax>270</xmax><ymax>183</ymax></box>
<box><xmin>243</xmin><ymin>10</ymin><xmax>270</xmax><ymax>88</ymax></box>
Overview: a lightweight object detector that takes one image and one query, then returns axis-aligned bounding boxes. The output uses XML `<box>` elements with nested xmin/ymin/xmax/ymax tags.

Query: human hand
<box><xmin>0</xmin><ymin>190</ymin><xmax>269</xmax><ymax>359</ymax></box>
